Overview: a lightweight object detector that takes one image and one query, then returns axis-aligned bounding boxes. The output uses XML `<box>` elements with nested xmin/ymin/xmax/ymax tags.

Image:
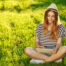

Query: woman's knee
<box><xmin>24</xmin><ymin>47</ymin><xmax>33</xmax><ymax>55</ymax></box>
<box><xmin>59</xmin><ymin>46</ymin><xmax>66</xmax><ymax>53</ymax></box>
<box><xmin>63</xmin><ymin>46</ymin><xmax>66</xmax><ymax>53</ymax></box>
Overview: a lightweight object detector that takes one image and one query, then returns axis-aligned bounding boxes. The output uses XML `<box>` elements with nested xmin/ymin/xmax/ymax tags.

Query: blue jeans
<box><xmin>42</xmin><ymin>46</ymin><xmax>55</xmax><ymax>56</ymax></box>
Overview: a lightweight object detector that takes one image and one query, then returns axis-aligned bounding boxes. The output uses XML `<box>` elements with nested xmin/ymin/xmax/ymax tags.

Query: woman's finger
<box><xmin>39</xmin><ymin>46</ymin><xmax>44</xmax><ymax>48</ymax></box>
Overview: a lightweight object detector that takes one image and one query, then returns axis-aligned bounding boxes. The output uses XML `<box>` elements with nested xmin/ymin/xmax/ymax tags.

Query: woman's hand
<box><xmin>37</xmin><ymin>45</ymin><xmax>45</xmax><ymax>48</ymax></box>
<box><xmin>38</xmin><ymin>46</ymin><xmax>44</xmax><ymax>48</ymax></box>
<box><xmin>51</xmin><ymin>48</ymin><xmax>56</xmax><ymax>54</ymax></box>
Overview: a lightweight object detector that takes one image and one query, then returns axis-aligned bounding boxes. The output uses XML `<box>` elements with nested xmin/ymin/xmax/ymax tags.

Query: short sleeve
<box><xmin>59</xmin><ymin>24</ymin><xmax>66</xmax><ymax>38</ymax></box>
<box><xmin>35</xmin><ymin>24</ymin><xmax>41</xmax><ymax>41</ymax></box>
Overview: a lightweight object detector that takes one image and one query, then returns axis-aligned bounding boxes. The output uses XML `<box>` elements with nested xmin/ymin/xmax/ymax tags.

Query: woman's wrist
<box><xmin>54</xmin><ymin>44</ymin><xmax>61</xmax><ymax>53</ymax></box>
<box><xmin>54</xmin><ymin>47</ymin><xmax>59</xmax><ymax>53</ymax></box>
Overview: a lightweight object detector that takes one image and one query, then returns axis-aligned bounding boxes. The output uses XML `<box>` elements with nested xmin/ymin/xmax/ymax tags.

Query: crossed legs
<box><xmin>45</xmin><ymin>46</ymin><xmax>66</xmax><ymax>62</ymax></box>
<box><xmin>24</xmin><ymin>46</ymin><xmax>66</xmax><ymax>62</ymax></box>
<box><xmin>24</xmin><ymin>47</ymin><xmax>48</xmax><ymax>60</ymax></box>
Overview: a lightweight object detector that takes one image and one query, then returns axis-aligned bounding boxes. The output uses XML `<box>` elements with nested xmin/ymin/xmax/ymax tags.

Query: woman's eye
<box><xmin>52</xmin><ymin>15</ymin><xmax>55</xmax><ymax>17</ymax></box>
<box><xmin>48</xmin><ymin>15</ymin><xmax>50</xmax><ymax>17</ymax></box>
<box><xmin>47</xmin><ymin>15</ymin><xmax>55</xmax><ymax>18</ymax></box>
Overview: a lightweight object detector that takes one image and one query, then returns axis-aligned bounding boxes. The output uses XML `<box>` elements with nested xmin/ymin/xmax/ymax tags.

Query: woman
<box><xmin>24</xmin><ymin>3</ymin><xmax>66</xmax><ymax>63</ymax></box>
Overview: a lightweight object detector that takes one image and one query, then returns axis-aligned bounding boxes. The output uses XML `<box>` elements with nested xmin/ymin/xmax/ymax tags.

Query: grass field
<box><xmin>0</xmin><ymin>0</ymin><xmax>66</xmax><ymax>66</ymax></box>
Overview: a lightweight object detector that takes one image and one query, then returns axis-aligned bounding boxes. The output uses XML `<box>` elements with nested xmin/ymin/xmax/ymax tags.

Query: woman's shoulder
<box><xmin>59</xmin><ymin>24</ymin><xmax>65</xmax><ymax>28</ymax></box>
<box><xmin>37</xmin><ymin>23</ymin><xmax>43</xmax><ymax>27</ymax></box>
<box><xmin>36</xmin><ymin>23</ymin><xmax>43</xmax><ymax>29</ymax></box>
<box><xmin>35</xmin><ymin>23</ymin><xmax>42</xmax><ymax>32</ymax></box>
<box><xmin>59</xmin><ymin>24</ymin><xmax>65</xmax><ymax>31</ymax></box>
<box><xmin>59</xmin><ymin>23</ymin><xmax>66</xmax><ymax>38</ymax></box>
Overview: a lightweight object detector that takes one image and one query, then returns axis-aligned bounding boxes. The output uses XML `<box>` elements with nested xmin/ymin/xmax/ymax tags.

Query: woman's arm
<box><xmin>54</xmin><ymin>37</ymin><xmax>62</xmax><ymax>52</ymax></box>
<box><xmin>35</xmin><ymin>34</ymin><xmax>44</xmax><ymax>48</ymax></box>
<box><xmin>52</xmin><ymin>37</ymin><xmax>62</xmax><ymax>54</ymax></box>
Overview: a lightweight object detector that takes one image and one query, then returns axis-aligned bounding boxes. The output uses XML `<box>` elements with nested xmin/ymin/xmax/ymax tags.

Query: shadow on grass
<box><xmin>31</xmin><ymin>0</ymin><xmax>66</xmax><ymax>10</ymax></box>
<box><xmin>35</xmin><ymin>0</ymin><xmax>66</xmax><ymax>6</ymax></box>
<box><xmin>31</xmin><ymin>2</ymin><xmax>51</xmax><ymax>11</ymax></box>
<box><xmin>54</xmin><ymin>0</ymin><xmax>66</xmax><ymax>6</ymax></box>
<box><xmin>60</xmin><ymin>15</ymin><xmax>66</xmax><ymax>22</ymax></box>
<box><xmin>27</xmin><ymin>62</ymin><xmax>65</xmax><ymax>66</ymax></box>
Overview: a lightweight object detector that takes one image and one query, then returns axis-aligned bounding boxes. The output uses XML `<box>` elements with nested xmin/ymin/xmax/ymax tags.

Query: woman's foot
<box><xmin>30</xmin><ymin>59</ymin><xmax>45</xmax><ymax>64</ymax></box>
<box><xmin>43</xmin><ymin>58</ymin><xmax>62</xmax><ymax>63</ymax></box>
<box><xmin>55</xmin><ymin>59</ymin><xmax>62</xmax><ymax>63</ymax></box>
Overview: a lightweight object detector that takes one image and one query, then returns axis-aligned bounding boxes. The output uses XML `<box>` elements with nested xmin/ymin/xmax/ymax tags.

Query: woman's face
<box><xmin>47</xmin><ymin>11</ymin><xmax>55</xmax><ymax>24</ymax></box>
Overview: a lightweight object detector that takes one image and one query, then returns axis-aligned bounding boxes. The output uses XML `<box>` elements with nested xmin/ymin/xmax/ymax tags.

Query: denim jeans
<box><xmin>42</xmin><ymin>46</ymin><xmax>55</xmax><ymax>56</ymax></box>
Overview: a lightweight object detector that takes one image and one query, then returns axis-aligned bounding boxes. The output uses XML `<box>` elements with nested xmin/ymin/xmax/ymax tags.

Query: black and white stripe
<box><xmin>35</xmin><ymin>23</ymin><xmax>66</xmax><ymax>47</ymax></box>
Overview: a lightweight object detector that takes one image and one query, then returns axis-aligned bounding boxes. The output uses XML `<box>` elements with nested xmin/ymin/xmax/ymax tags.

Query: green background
<box><xmin>0</xmin><ymin>0</ymin><xmax>66</xmax><ymax>66</ymax></box>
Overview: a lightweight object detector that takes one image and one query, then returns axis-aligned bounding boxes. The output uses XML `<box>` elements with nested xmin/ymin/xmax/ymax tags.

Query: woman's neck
<box><xmin>48</xmin><ymin>23</ymin><xmax>53</xmax><ymax>31</ymax></box>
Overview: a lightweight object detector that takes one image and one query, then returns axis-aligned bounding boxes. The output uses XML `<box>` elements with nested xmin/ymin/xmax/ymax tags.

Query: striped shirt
<box><xmin>35</xmin><ymin>23</ymin><xmax>66</xmax><ymax>47</ymax></box>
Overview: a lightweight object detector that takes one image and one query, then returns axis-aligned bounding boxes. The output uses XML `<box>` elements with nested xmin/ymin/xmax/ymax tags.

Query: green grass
<box><xmin>0</xmin><ymin>0</ymin><xmax>66</xmax><ymax>66</ymax></box>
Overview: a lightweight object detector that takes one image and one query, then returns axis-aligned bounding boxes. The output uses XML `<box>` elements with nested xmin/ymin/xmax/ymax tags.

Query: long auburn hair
<box><xmin>43</xmin><ymin>9</ymin><xmax>59</xmax><ymax>40</ymax></box>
